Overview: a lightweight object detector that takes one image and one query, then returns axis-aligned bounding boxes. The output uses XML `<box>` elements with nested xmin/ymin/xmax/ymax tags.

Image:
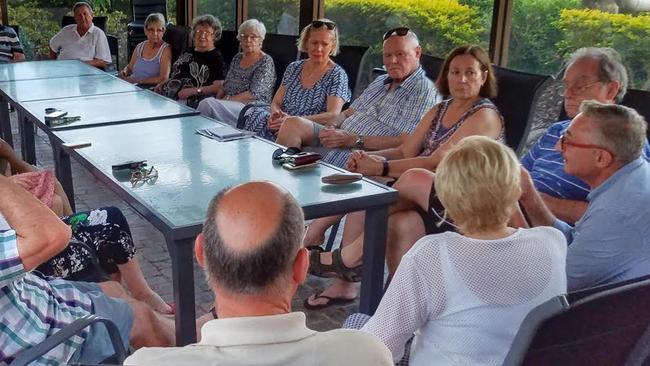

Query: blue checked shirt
<box><xmin>521</xmin><ymin>120</ymin><xmax>650</xmax><ymax>201</ymax></box>
<box><xmin>0</xmin><ymin>229</ymin><xmax>94</xmax><ymax>365</ymax></box>
<box><xmin>323</xmin><ymin>67</ymin><xmax>440</xmax><ymax>167</ymax></box>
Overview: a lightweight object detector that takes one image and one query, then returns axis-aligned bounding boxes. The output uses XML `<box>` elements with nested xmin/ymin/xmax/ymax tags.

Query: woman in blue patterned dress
<box><xmin>197</xmin><ymin>19</ymin><xmax>276</xmax><ymax>126</ymax></box>
<box><xmin>242</xmin><ymin>19</ymin><xmax>351</xmax><ymax>140</ymax></box>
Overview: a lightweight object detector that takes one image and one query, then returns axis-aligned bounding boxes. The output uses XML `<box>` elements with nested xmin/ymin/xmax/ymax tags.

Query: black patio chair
<box><xmin>162</xmin><ymin>24</ymin><xmax>190</xmax><ymax>65</ymax></box>
<box><xmin>10</xmin><ymin>315</ymin><xmax>128</xmax><ymax>366</ymax></box>
<box><xmin>107</xmin><ymin>34</ymin><xmax>119</xmax><ymax>71</ymax></box>
<box><xmin>217</xmin><ymin>30</ymin><xmax>239</xmax><ymax>70</ymax></box>
<box><xmin>420</xmin><ymin>53</ymin><xmax>444</xmax><ymax>83</ymax></box>
<box><xmin>491</xmin><ymin>66</ymin><xmax>553</xmax><ymax>154</ymax></box>
<box><xmin>331</xmin><ymin>45</ymin><xmax>369</xmax><ymax>98</ymax></box>
<box><xmin>262</xmin><ymin>33</ymin><xmax>300</xmax><ymax>91</ymax></box>
<box><xmin>503</xmin><ymin>277</ymin><xmax>650</xmax><ymax>366</ymax></box>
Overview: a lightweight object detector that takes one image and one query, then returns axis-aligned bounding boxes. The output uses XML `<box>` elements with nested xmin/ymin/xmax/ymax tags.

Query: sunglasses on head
<box><xmin>383</xmin><ymin>27</ymin><xmax>410</xmax><ymax>40</ymax></box>
<box><xmin>311</xmin><ymin>20</ymin><xmax>336</xmax><ymax>30</ymax></box>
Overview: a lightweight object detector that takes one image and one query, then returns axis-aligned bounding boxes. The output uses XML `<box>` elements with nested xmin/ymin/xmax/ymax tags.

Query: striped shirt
<box><xmin>0</xmin><ymin>229</ymin><xmax>93</xmax><ymax>365</ymax></box>
<box><xmin>323</xmin><ymin>67</ymin><xmax>440</xmax><ymax>167</ymax></box>
<box><xmin>0</xmin><ymin>25</ymin><xmax>23</xmax><ymax>63</ymax></box>
<box><xmin>521</xmin><ymin>119</ymin><xmax>650</xmax><ymax>200</ymax></box>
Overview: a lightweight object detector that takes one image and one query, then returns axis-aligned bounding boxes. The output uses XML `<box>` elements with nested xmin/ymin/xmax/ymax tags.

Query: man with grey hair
<box><xmin>522</xmin><ymin>47</ymin><xmax>650</xmax><ymax>223</ymax></box>
<box><xmin>275</xmin><ymin>27</ymin><xmax>440</xmax><ymax>168</ymax></box>
<box><xmin>520</xmin><ymin>100</ymin><xmax>650</xmax><ymax>291</ymax></box>
<box><xmin>49</xmin><ymin>1</ymin><xmax>111</xmax><ymax>68</ymax></box>
<box><xmin>125</xmin><ymin>181</ymin><xmax>392</xmax><ymax>365</ymax></box>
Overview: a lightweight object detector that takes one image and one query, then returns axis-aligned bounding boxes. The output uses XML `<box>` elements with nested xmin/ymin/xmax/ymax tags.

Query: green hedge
<box><xmin>556</xmin><ymin>9</ymin><xmax>650</xmax><ymax>89</ymax></box>
<box><xmin>325</xmin><ymin>0</ymin><xmax>484</xmax><ymax>56</ymax></box>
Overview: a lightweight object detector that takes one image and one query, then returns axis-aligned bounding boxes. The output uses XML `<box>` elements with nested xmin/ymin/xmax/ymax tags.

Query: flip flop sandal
<box><xmin>303</xmin><ymin>291</ymin><xmax>356</xmax><ymax>310</ymax></box>
<box><xmin>308</xmin><ymin>248</ymin><xmax>363</xmax><ymax>282</ymax></box>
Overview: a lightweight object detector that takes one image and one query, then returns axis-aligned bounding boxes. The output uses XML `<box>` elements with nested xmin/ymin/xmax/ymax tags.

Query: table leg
<box><xmin>0</xmin><ymin>97</ymin><xmax>12</xmax><ymax>147</ymax></box>
<box><xmin>169</xmin><ymin>236</ymin><xmax>197</xmax><ymax>346</ymax></box>
<box><xmin>53</xmin><ymin>144</ymin><xmax>76</xmax><ymax>212</ymax></box>
<box><xmin>18</xmin><ymin>113</ymin><xmax>36</xmax><ymax>165</ymax></box>
<box><xmin>358</xmin><ymin>204</ymin><xmax>389</xmax><ymax>315</ymax></box>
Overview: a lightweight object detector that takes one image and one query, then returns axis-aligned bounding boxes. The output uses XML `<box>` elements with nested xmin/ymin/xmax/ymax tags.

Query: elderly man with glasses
<box><xmin>521</xmin><ymin>47</ymin><xmax>650</xmax><ymax>224</ymax></box>
<box><xmin>275</xmin><ymin>26</ymin><xmax>440</xmax><ymax>168</ymax></box>
<box><xmin>520</xmin><ymin>100</ymin><xmax>650</xmax><ymax>291</ymax></box>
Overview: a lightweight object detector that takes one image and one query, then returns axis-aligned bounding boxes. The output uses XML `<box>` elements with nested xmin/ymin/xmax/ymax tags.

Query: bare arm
<box><xmin>119</xmin><ymin>46</ymin><xmax>138</xmax><ymax>80</ymax></box>
<box><xmin>303</xmin><ymin>95</ymin><xmax>347</xmax><ymax>125</ymax></box>
<box><xmin>12</xmin><ymin>52</ymin><xmax>25</xmax><ymax>62</ymax></box>
<box><xmin>519</xmin><ymin>168</ymin><xmax>557</xmax><ymax>227</ymax></box>
<box><xmin>0</xmin><ymin>175</ymin><xmax>71</xmax><ymax>271</ymax></box>
<box><xmin>0</xmin><ymin>139</ymin><xmax>34</xmax><ymax>175</ymax></box>
<box><xmin>226</xmin><ymin>91</ymin><xmax>256</xmax><ymax>104</ymax></box>
<box><xmin>85</xmin><ymin>58</ymin><xmax>107</xmax><ymax>69</ymax></box>
<box><xmin>540</xmin><ymin>193</ymin><xmax>588</xmax><ymax>224</ymax></box>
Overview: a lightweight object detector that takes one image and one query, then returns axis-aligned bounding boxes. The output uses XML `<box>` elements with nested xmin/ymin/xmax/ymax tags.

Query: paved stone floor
<box><xmin>8</xmin><ymin>112</ymin><xmax>358</xmax><ymax>332</ymax></box>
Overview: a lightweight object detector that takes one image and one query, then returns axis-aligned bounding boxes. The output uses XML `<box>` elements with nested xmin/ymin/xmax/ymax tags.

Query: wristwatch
<box><xmin>354</xmin><ymin>135</ymin><xmax>364</xmax><ymax>149</ymax></box>
<box><xmin>196</xmin><ymin>88</ymin><xmax>202</xmax><ymax>95</ymax></box>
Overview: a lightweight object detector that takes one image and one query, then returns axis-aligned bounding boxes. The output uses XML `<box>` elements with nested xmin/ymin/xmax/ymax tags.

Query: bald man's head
<box><xmin>201</xmin><ymin>181</ymin><xmax>304</xmax><ymax>295</ymax></box>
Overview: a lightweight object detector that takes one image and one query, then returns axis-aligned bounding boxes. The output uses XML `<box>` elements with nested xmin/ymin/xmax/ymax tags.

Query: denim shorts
<box><xmin>69</xmin><ymin>281</ymin><xmax>133</xmax><ymax>364</ymax></box>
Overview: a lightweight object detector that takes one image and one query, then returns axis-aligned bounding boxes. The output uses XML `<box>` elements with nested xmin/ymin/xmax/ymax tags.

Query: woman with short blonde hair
<box><xmin>362</xmin><ymin>136</ymin><xmax>567</xmax><ymax>365</ymax></box>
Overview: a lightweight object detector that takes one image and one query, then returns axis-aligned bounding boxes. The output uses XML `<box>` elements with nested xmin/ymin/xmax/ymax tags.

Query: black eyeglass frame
<box><xmin>311</xmin><ymin>20</ymin><xmax>336</xmax><ymax>30</ymax></box>
<box><xmin>383</xmin><ymin>27</ymin><xmax>411</xmax><ymax>40</ymax></box>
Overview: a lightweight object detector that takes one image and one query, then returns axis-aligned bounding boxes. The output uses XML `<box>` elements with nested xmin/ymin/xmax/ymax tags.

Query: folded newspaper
<box><xmin>195</xmin><ymin>125</ymin><xmax>252</xmax><ymax>142</ymax></box>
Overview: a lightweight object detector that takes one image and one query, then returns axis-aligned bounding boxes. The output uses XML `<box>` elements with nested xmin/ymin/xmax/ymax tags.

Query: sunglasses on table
<box><xmin>130</xmin><ymin>166</ymin><xmax>158</xmax><ymax>187</ymax></box>
<box><xmin>383</xmin><ymin>27</ymin><xmax>410</xmax><ymax>40</ymax></box>
<box><xmin>311</xmin><ymin>20</ymin><xmax>336</xmax><ymax>30</ymax></box>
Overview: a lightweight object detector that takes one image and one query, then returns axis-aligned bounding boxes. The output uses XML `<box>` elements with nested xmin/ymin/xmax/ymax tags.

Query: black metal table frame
<box><xmin>49</xmin><ymin>132</ymin><xmax>397</xmax><ymax>346</ymax></box>
<box><xmin>11</xmin><ymin>92</ymin><xmax>199</xmax><ymax>210</ymax></box>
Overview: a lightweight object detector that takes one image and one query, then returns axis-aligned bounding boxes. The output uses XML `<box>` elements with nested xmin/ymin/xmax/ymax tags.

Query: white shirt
<box><xmin>363</xmin><ymin>227</ymin><xmax>567</xmax><ymax>366</ymax></box>
<box><xmin>125</xmin><ymin>312</ymin><xmax>393</xmax><ymax>365</ymax></box>
<box><xmin>50</xmin><ymin>24</ymin><xmax>111</xmax><ymax>63</ymax></box>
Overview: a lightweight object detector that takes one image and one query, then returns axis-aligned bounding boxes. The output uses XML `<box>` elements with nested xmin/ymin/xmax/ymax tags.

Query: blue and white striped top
<box><xmin>0</xmin><ymin>229</ymin><xmax>93</xmax><ymax>365</ymax></box>
<box><xmin>521</xmin><ymin>119</ymin><xmax>650</xmax><ymax>200</ymax></box>
<box><xmin>323</xmin><ymin>67</ymin><xmax>440</xmax><ymax>167</ymax></box>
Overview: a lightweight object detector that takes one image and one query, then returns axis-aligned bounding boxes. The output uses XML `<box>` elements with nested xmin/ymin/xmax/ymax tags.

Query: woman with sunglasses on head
<box><xmin>0</xmin><ymin>138</ymin><xmax>174</xmax><ymax>315</ymax></box>
<box><xmin>197</xmin><ymin>19</ymin><xmax>276</xmax><ymax>127</ymax></box>
<box><xmin>155</xmin><ymin>15</ymin><xmax>226</xmax><ymax>106</ymax></box>
<box><xmin>120</xmin><ymin>13</ymin><xmax>171</xmax><ymax>86</ymax></box>
<box><xmin>356</xmin><ymin>136</ymin><xmax>567</xmax><ymax>365</ymax></box>
<box><xmin>241</xmin><ymin>19</ymin><xmax>351</xmax><ymax>140</ymax></box>
<box><xmin>305</xmin><ymin>44</ymin><xmax>505</xmax><ymax>309</ymax></box>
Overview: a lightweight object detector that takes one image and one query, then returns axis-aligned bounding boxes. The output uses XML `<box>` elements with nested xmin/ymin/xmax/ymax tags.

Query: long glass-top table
<box><xmin>52</xmin><ymin>115</ymin><xmax>396</xmax><ymax>345</ymax></box>
<box><xmin>0</xmin><ymin>61</ymin><xmax>115</xmax><ymax>146</ymax></box>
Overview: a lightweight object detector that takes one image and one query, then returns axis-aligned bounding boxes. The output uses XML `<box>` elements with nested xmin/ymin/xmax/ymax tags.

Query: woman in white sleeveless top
<box><xmin>362</xmin><ymin>136</ymin><xmax>567</xmax><ymax>365</ymax></box>
<box><xmin>120</xmin><ymin>13</ymin><xmax>171</xmax><ymax>85</ymax></box>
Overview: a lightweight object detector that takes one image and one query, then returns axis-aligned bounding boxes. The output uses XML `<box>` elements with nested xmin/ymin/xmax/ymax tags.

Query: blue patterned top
<box><xmin>243</xmin><ymin>59</ymin><xmax>351</xmax><ymax>140</ymax></box>
<box><xmin>324</xmin><ymin>67</ymin><xmax>440</xmax><ymax>167</ymax></box>
<box><xmin>223</xmin><ymin>52</ymin><xmax>276</xmax><ymax>103</ymax></box>
<box><xmin>522</xmin><ymin>120</ymin><xmax>650</xmax><ymax>201</ymax></box>
<box><xmin>0</xmin><ymin>229</ymin><xmax>94</xmax><ymax>364</ymax></box>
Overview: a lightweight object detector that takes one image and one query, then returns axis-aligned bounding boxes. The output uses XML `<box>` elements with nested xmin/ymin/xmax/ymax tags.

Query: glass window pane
<box><xmin>508</xmin><ymin>0</ymin><xmax>650</xmax><ymax>89</ymax></box>
<box><xmin>325</xmin><ymin>0</ymin><xmax>494</xmax><ymax>89</ymax></box>
<box><xmin>197</xmin><ymin>0</ymin><xmax>236</xmax><ymax>31</ymax></box>
<box><xmin>248</xmin><ymin>0</ymin><xmax>300</xmax><ymax>35</ymax></box>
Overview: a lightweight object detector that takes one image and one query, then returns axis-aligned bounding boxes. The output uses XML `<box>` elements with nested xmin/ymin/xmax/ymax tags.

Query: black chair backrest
<box><xmin>61</xmin><ymin>15</ymin><xmax>108</xmax><ymax>34</ymax></box>
<box><xmin>504</xmin><ymin>278</ymin><xmax>650</xmax><ymax>366</ymax></box>
<box><xmin>217</xmin><ymin>30</ymin><xmax>239</xmax><ymax>70</ymax></box>
<box><xmin>491</xmin><ymin>65</ymin><xmax>552</xmax><ymax>153</ymax></box>
<box><xmin>106</xmin><ymin>34</ymin><xmax>119</xmax><ymax>70</ymax></box>
<box><xmin>162</xmin><ymin>24</ymin><xmax>190</xmax><ymax>65</ymax></box>
<box><xmin>262</xmin><ymin>33</ymin><xmax>299</xmax><ymax>91</ymax></box>
<box><xmin>559</xmin><ymin>88</ymin><xmax>650</xmax><ymax>141</ymax></box>
<box><xmin>567</xmin><ymin>274</ymin><xmax>650</xmax><ymax>303</ymax></box>
<box><xmin>131</xmin><ymin>0</ymin><xmax>167</xmax><ymax>24</ymax></box>
<box><xmin>331</xmin><ymin>44</ymin><xmax>369</xmax><ymax>97</ymax></box>
<box><xmin>420</xmin><ymin>53</ymin><xmax>444</xmax><ymax>82</ymax></box>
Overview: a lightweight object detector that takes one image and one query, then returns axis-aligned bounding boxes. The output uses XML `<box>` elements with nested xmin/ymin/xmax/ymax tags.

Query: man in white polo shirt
<box><xmin>49</xmin><ymin>1</ymin><xmax>111</xmax><ymax>69</ymax></box>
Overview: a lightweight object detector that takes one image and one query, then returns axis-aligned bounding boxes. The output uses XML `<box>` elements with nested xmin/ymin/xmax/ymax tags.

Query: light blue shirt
<box><xmin>553</xmin><ymin>157</ymin><xmax>650</xmax><ymax>291</ymax></box>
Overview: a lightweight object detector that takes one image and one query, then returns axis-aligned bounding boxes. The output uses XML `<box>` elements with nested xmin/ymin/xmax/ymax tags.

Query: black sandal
<box><xmin>308</xmin><ymin>248</ymin><xmax>363</xmax><ymax>282</ymax></box>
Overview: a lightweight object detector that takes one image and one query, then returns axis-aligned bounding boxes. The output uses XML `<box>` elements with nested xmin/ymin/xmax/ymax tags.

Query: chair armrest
<box><xmin>11</xmin><ymin>314</ymin><xmax>128</xmax><ymax>366</ymax></box>
<box><xmin>236</xmin><ymin>103</ymin><xmax>270</xmax><ymax>129</ymax></box>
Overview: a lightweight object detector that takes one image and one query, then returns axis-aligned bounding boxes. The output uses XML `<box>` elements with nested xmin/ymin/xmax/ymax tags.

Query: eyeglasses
<box><xmin>562</xmin><ymin>79</ymin><xmax>603</xmax><ymax>96</ymax></box>
<box><xmin>195</xmin><ymin>30</ymin><xmax>214</xmax><ymax>37</ymax></box>
<box><xmin>311</xmin><ymin>20</ymin><xmax>336</xmax><ymax>30</ymax></box>
<box><xmin>559</xmin><ymin>134</ymin><xmax>615</xmax><ymax>158</ymax></box>
<box><xmin>238</xmin><ymin>34</ymin><xmax>259</xmax><ymax>41</ymax></box>
<box><xmin>130</xmin><ymin>166</ymin><xmax>158</xmax><ymax>187</ymax></box>
<box><xmin>383</xmin><ymin>27</ymin><xmax>410</xmax><ymax>40</ymax></box>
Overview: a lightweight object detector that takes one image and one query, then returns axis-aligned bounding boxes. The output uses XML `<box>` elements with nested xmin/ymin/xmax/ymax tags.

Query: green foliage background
<box><xmin>6</xmin><ymin>0</ymin><xmax>650</xmax><ymax>88</ymax></box>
